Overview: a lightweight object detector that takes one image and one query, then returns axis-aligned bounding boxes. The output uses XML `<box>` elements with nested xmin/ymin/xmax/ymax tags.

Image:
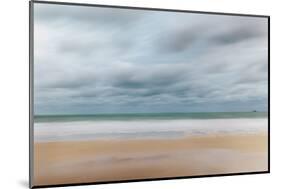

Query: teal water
<box><xmin>34</xmin><ymin>112</ymin><xmax>268</xmax><ymax>123</ymax></box>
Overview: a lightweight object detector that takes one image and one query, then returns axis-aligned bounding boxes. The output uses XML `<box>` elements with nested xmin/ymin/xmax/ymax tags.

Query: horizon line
<box><xmin>34</xmin><ymin>111</ymin><xmax>268</xmax><ymax>116</ymax></box>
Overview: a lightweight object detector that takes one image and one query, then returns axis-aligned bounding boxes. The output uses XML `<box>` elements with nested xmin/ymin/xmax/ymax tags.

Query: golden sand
<box><xmin>33</xmin><ymin>133</ymin><xmax>268</xmax><ymax>186</ymax></box>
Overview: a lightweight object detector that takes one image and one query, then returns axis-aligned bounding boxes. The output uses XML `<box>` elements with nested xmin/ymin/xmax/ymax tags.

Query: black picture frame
<box><xmin>29</xmin><ymin>1</ymin><xmax>270</xmax><ymax>188</ymax></box>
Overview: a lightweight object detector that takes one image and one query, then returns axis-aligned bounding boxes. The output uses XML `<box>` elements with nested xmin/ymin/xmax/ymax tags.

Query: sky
<box><xmin>34</xmin><ymin>3</ymin><xmax>268</xmax><ymax>115</ymax></box>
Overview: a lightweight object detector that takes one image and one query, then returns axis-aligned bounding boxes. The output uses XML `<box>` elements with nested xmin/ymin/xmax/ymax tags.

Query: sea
<box><xmin>34</xmin><ymin>112</ymin><xmax>268</xmax><ymax>142</ymax></box>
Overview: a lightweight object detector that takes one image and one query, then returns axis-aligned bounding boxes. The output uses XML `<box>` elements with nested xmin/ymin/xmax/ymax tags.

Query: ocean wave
<box><xmin>34</xmin><ymin>119</ymin><xmax>268</xmax><ymax>142</ymax></box>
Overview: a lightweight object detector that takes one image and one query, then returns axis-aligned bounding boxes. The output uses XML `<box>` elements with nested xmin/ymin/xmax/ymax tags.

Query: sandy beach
<box><xmin>33</xmin><ymin>132</ymin><xmax>268</xmax><ymax>186</ymax></box>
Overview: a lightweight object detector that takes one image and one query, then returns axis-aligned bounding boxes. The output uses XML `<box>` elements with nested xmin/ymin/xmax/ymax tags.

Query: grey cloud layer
<box><xmin>34</xmin><ymin>4</ymin><xmax>268</xmax><ymax>114</ymax></box>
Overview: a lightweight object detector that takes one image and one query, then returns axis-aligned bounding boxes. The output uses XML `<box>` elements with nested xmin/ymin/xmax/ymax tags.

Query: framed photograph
<box><xmin>29</xmin><ymin>1</ymin><xmax>270</xmax><ymax>188</ymax></box>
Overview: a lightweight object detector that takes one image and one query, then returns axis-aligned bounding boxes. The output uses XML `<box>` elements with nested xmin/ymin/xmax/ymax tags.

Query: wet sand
<box><xmin>33</xmin><ymin>133</ymin><xmax>268</xmax><ymax>186</ymax></box>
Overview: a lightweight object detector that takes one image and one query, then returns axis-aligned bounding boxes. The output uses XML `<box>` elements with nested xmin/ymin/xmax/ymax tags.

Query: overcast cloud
<box><xmin>34</xmin><ymin>3</ymin><xmax>268</xmax><ymax>115</ymax></box>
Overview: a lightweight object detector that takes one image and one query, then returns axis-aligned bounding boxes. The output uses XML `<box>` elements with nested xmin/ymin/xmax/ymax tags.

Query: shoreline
<box><xmin>34</xmin><ymin>132</ymin><xmax>268</xmax><ymax>186</ymax></box>
<box><xmin>34</xmin><ymin>118</ymin><xmax>268</xmax><ymax>142</ymax></box>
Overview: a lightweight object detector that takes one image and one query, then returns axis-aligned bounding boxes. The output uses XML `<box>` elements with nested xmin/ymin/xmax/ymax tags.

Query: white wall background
<box><xmin>0</xmin><ymin>0</ymin><xmax>278</xmax><ymax>188</ymax></box>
